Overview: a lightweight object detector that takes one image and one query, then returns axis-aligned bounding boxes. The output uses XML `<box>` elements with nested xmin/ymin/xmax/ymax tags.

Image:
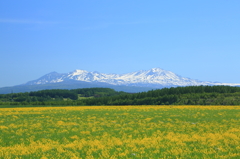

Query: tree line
<box><xmin>1</xmin><ymin>85</ymin><xmax>240</xmax><ymax>106</ymax></box>
<box><xmin>0</xmin><ymin>88</ymin><xmax>126</xmax><ymax>105</ymax></box>
<box><xmin>81</xmin><ymin>85</ymin><xmax>240</xmax><ymax>105</ymax></box>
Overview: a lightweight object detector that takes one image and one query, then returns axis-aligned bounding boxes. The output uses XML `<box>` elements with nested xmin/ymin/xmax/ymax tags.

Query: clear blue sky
<box><xmin>1</xmin><ymin>0</ymin><xmax>240</xmax><ymax>87</ymax></box>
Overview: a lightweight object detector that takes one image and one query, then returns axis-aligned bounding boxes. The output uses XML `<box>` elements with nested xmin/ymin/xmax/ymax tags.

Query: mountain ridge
<box><xmin>1</xmin><ymin>68</ymin><xmax>240</xmax><ymax>94</ymax></box>
<box><xmin>23</xmin><ymin>68</ymin><xmax>214</xmax><ymax>87</ymax></box>
<box><xmin>23</xmin><ymin>67</ymin><xmax>240</xmax><ymax>87</ymax></box>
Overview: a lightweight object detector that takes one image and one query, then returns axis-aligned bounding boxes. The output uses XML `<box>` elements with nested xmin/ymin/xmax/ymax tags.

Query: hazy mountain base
<box><xmin>0</xmin><ymin>80</ymin><xmax>157</xmax><ymax>94</ymax></box>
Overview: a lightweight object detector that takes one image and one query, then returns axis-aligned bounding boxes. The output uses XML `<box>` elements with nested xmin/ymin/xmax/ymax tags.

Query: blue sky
<box><xmin>1</xmin><ymin>0</ymin><xmax>240</xmax><ymax>87</ymax></box>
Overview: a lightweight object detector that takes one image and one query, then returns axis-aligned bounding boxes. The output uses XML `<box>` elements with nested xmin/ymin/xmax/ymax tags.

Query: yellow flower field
<box><xmin>0</xmin><ymin>106</ymin><xmax>240</xmax><ymax>158</ymax></box>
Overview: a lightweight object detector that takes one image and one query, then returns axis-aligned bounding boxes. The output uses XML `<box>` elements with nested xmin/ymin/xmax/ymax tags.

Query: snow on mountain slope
<box><xmin>25</xmin><ymin>72</ymin><xmax>68</xmax><ymax>85</ymax></box>
<box><xmin>23</xmin><ymin>68</ymin><xmax>240</xmax><ymax>88</ymax></box>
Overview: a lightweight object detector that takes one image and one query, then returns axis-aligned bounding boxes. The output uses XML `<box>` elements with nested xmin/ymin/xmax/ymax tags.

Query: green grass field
<box><xmin>0</xmin><ymin>106</ymin><xmax>240</xmax><ymax>158</ymax></box>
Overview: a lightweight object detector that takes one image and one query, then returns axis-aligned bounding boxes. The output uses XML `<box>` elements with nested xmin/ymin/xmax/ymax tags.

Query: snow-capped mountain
<box><xmin>23</xmin><ymin>68</ymin><xmax>240</xmax><ymax>88</ymax></box>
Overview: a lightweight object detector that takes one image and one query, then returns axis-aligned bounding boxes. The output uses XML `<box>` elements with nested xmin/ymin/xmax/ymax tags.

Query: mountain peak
<box><xmin>150</xmin><ymin>68</ymin><xmax>164</xmax><ymax>72</ymax></box>
<box><xmin>72</xmin><ymin>69</ymin><xmax>88</xmax><ymax>75</ymax></box>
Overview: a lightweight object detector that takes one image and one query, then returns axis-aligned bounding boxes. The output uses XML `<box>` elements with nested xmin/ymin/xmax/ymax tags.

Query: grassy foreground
<box><xmin>0</xmin><ymin>106</ymin><xmax>240</xmax><ymax>159</ymax></box>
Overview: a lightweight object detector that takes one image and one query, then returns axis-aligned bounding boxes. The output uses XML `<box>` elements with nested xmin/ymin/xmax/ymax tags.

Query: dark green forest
<box><xmin>0</xmin><ymin>88</ymin><xmax>126</xmax><ymax>106</ymax></box>
<box><xmin>1</xmin><ymin>86</ymin><xmax>240</xmax><ymax>107</ymax></box>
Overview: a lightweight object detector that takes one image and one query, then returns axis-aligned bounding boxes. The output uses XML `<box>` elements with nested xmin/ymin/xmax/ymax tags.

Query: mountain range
<box><xmin>1</xmin><ymin>68</ymin><xmax>240</xmax><ymax>94</ymax></box>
